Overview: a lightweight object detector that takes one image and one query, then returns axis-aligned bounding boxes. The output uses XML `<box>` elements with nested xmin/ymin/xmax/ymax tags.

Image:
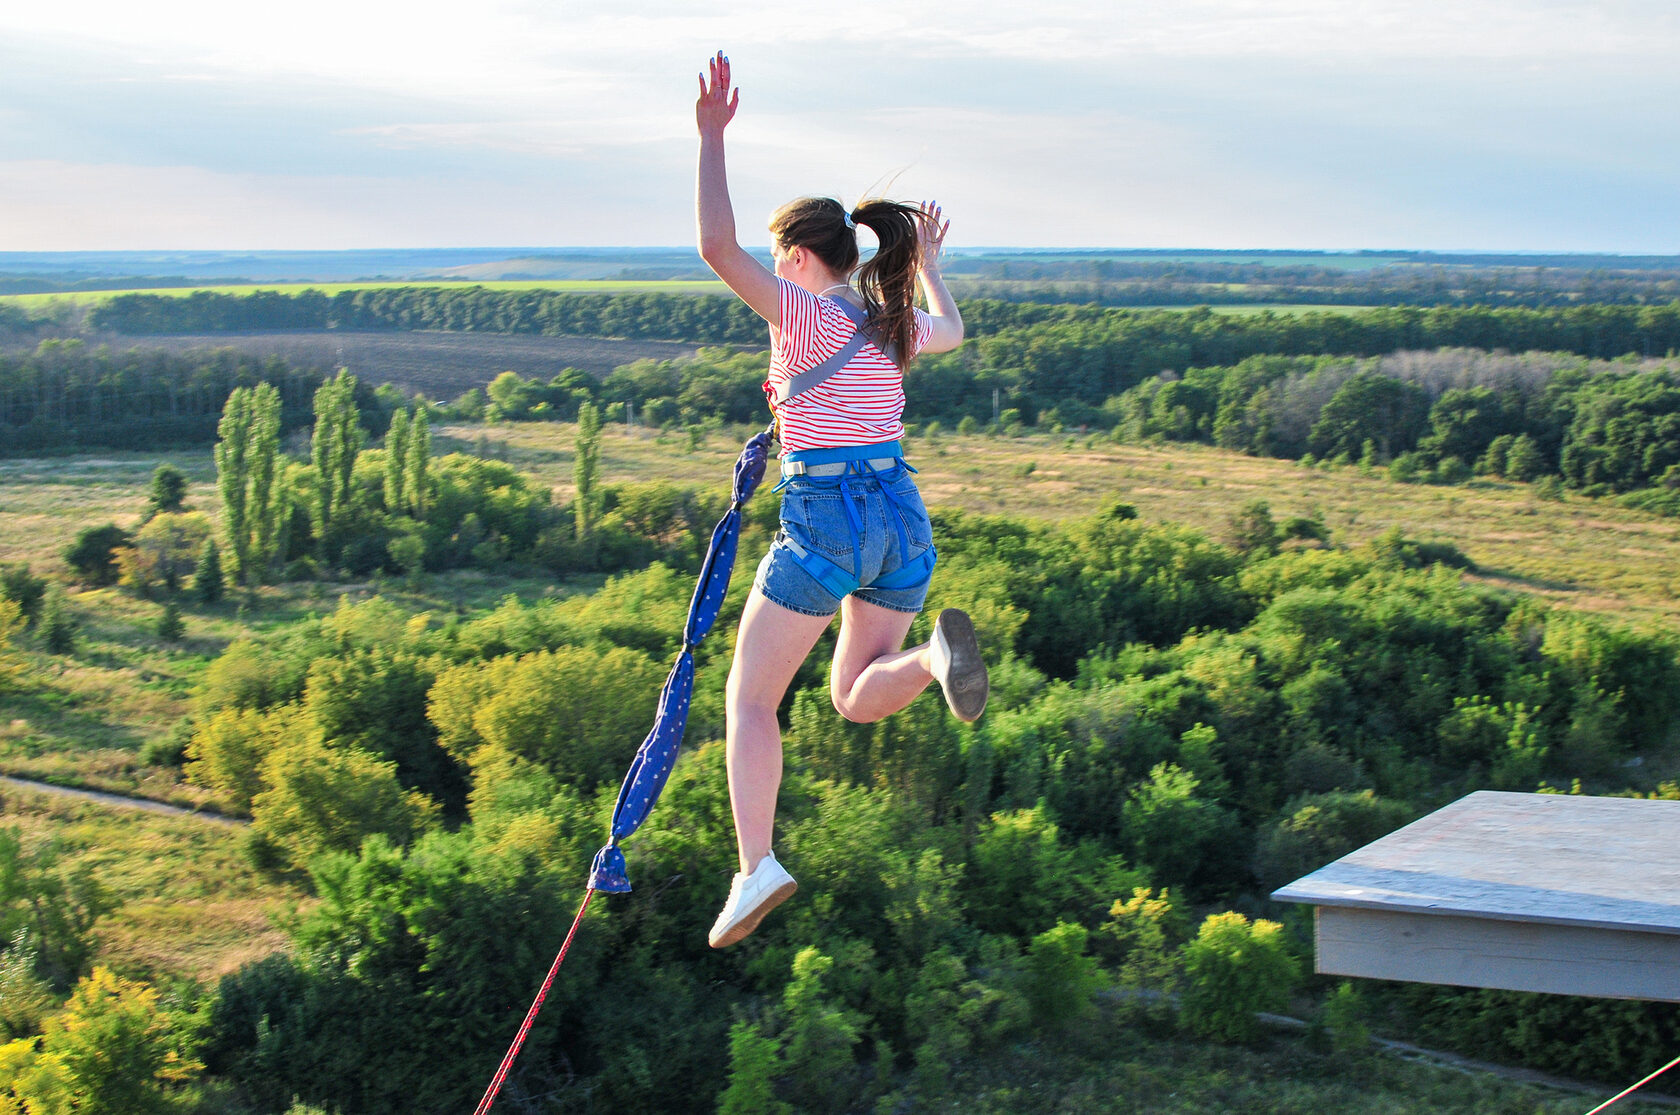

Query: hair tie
<box><xmin>843</xmin><ymin>210</ymin><xmax>856</xmax><ymax>230</ymax></box>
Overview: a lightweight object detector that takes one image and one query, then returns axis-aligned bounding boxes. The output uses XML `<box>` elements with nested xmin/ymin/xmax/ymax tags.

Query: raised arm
<box><xmin>695</xmin><ymin>52</ymin><xmax>781</xmax><ymax>326</ymax></box>
<box><xmin>916</xmin><ymin>202</ymin><xmax>964</xmax><ymax>353</ymax></box>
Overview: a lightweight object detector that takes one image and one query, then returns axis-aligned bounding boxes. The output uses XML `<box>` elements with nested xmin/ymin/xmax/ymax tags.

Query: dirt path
<box><xmin>0</xmin><ymin>774</ymin><xmax>246</xmax><ymax>826</ymax></box>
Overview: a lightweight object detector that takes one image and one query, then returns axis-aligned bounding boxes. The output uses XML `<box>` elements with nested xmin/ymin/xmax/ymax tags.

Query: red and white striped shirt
<box><xmin>765</xmin><ymin>278</ymin><xmax>933</xmax><ymax>453</ymax></box>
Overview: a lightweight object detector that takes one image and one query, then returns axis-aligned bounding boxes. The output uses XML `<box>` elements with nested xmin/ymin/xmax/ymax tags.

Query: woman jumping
<box><xmin>695</xmin><ymin>52</ymin><xmax>988</xmax><ymax>948</ymax></box>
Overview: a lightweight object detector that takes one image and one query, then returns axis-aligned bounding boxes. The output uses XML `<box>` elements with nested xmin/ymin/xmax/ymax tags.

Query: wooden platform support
<box><xmin>1272</xmin><ymin>790</ymin><xmax>1680</xmax><ymax>1001</ymax></box>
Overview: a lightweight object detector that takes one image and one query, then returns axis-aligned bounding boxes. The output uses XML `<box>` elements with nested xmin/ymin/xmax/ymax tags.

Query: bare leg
<box><xmin>726</xmin><ymin>589</ymin><xmax>833</xmax><ymax>874</ymax></box>
<box><xmin>829</xmin><ymin>596</ymin><xmax>934</xmax><ymax>723</ymax></box>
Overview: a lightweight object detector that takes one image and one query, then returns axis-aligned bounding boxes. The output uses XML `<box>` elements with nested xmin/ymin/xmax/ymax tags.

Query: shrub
<box><xmin>63</xmin><ymin>523</ymin><xmax>132</xmax><ymax>586</ymax></box>
<box><xmin>1022</xmin><ymin>921</ymin><xmax>1105</xmax><ymax>1031</ymax></box>
<box><xmin>0</xmin><ymin>565</ymin><xmax>46</xmax><ymax>626</ymax></box>
<box><xmin>157</xmin><ymin>602</ymin><xmax>185</xmax><ymax>642</ymax></box>
<box><xmin>36</xmin><ymin>589</ymin><xmax>75</xmax><ymax>656</ymax></box>
<box><xmin>1179</xmin><ymin>912</ymin><xmax>1298</xmax><ymax>1042</ymax></box>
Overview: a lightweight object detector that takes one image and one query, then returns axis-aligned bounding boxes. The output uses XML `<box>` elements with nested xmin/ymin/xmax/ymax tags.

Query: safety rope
<box><xmin>1582</xmin><ymin>1049</ymin><xmax>1680</xmax><ymax>1115</ymax></box>
<box><xmin>472</xmin><ymin>887</ymin><xmax>596</xmax><ymax>1115</ymax></box>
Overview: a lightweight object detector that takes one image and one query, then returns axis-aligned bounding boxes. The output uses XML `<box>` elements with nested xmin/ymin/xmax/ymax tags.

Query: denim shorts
<box><xmin>753</xmin><ymin>463</ymin><xmax>935</xmax><ymax>617</ymax></box>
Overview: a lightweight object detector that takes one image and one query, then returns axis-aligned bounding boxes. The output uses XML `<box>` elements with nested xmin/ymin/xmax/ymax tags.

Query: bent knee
<box><xmin>831</xmin><ymin>692</ymin><xmax>885</xmax><ymax>724</ymax></box>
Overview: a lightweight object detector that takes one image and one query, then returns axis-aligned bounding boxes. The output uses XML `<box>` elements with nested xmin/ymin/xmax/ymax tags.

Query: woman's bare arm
<box><xmin>695</xmin><ymin>52</ymin><xmax>781</xmax><ymax>326</ymax></box>
<box><xmin>916</xmin><ymin>201</ymin><xmax>964</xmax><ymax>353</ymax></box>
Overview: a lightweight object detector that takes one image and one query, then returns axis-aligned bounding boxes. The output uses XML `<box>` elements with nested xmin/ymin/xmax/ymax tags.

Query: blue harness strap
<box><xmin>774</xmin><ymin>442</ymin><xmax>936</xmax><ymax>598</ymax></box>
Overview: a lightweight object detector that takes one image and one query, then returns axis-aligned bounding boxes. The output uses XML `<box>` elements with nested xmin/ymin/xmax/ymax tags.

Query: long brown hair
<box><xmin>768</xmin><ymin>196</ymin><xmax>921</xmax><ymax>370</ymax></box>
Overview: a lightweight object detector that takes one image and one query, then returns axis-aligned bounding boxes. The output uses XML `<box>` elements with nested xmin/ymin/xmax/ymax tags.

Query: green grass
<box><xmin>457</xmin><ymin>423</ymin><xmax>1680</xmax><ymax>630</ymax></box>
<box><xmin>924</xmin><ymin>1008</ymin><xmax>1670</xmax><ymax>1114</ymax></box>
<box><xmin>1</xmin><ymin>781</ymin><xmax>305</xmax><ymax>985</ymax></box>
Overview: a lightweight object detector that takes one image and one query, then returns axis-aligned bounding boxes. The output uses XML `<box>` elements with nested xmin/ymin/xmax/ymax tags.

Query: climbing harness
<box><xmin>773</xmin><ymin>440</ymin><xmax>936</xmax><ymax>600</ymax></box>
<box><xmin>474</xmin><ymin>292</ymin><xmax>923</xmax><ymax>1112</ymax></box>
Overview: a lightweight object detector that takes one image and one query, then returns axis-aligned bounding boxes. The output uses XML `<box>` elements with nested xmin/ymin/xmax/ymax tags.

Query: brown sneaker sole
<box><xmin>935</xmin><ymin>609</ymin><xmax>988</xmax><ymax>722</ymax></box>
<box><xmin>708</xmin><ymin>880</ymin><xmax>798</xmax><ymax>949</ymax></box>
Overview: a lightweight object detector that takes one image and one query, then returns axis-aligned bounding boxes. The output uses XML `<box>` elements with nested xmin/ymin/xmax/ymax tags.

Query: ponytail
<box><xmin>850</xmin><ymin>199</ymin><xmax>920</xmax><ymax>372</ymax></box>
<box><xmin>769</xmin><ymin>195</ymin><xmax>922</xmax><ymax>371</ymax></box>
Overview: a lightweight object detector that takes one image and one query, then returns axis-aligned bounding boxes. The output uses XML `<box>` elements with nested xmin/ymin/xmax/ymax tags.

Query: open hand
<box><xmin>917</xmin><ymin>201</ymin><xmax>951</xmax><ymax>272</ymax></box>
<box><xmin>696</xmin><ymin>51</ymin><xmax>739</xmax><ymax>137</ymax></box>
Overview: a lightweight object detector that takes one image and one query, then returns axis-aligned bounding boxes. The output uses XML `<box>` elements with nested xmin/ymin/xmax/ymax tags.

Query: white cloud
<box><xmin>1</xmin><ymin>2</ymin><xmax>1676</xmax><ymax>249</ymax></box>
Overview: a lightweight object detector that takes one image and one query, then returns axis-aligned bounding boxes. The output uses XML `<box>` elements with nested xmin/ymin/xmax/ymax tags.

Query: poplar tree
<box><xmin>311</xmin><ymin>369</ymin><xmax>363</xmax><ymax>553</ymax></box>
<box><xmin>574</xmin><ymin>402</ymin><xmax>601</xmax><ymax>539</ymax></box>
<box><xmin>215</xmin><ymin>382</ymin><xmax>286</xmax><ymax>585</ymax></box>
<box><xmin>383</xmin><ymin>407</ymin><xmax>411</xmax><ymax>513</ymax></box>
<box><xmin>405</xmin><ymin>407</ymin><xmax>431</xmax><ymax>517</ymax></box>
<box><xmin>215</xmin><ymin>387</ymin><xmax>255</xmax><ymax>584</ymax></box>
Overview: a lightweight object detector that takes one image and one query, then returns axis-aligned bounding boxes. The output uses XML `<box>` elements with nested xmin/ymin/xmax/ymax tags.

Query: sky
<box><xmin>2</xmin><ymin>1</ymin><xmax>1677</xmax><ymax>253</ymax></box>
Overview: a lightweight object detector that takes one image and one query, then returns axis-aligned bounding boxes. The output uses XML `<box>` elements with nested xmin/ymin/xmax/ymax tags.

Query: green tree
<box><xmin>1506</xmin><ymin>433</ymin><xmax>1547</xmax><ymax>481</ymax></box>
<box><xmin>1228</xmin><ymin>499</ymin><xmax>1280</xmax><ymax>556</ymax></box>
<box><xmin>0</xmin><ymin>565</ymin><xmax>47</xmax><ymax>626</ymax></box>
<box><xmin>156</xmin><ymin>602</ymin><xmax>184</xmax><ymax>642</ymax></box>
<box><xmin>193</xmin><ymin>540</ymin><xmax>224</xmax><ymax>604</ymax></box>
<box><xmin>35</xmin><ymin>589</ymin><xmax>74</xmax><ymax>656</ymax></box>
<box><xmin>717</xmin><ymin>1019</ymin><xmax>788</xmax><ymax>1115</ymax></box>
<box><xmin>310</xmin><ymin>368</ymin><xmax>364</xmax><ymax>558</ymax></box>
<box><xmin>63</xmin><ymin>524</ymin><xmax>132</xmax><ymax>587</ymax></box>
<box><xmin>447</xmin><ymin>646</ymin><xmax>661</xmax><ymax>789</ymax></box>
<box><xmin>1179</xmin><ymin>912</ymin><xmax>1299</xmax><ymax>1042</ymax></box>
<box><xmin>132</xmin><ymin>511</ymin><xmax>213</xmax><ymax>595</ymax></box>
<box><xmin>1100</xmin><ymin>887</ymin><xmax>1183</xmax><ymax>1006</ymax></box>
<box><xmin>143</xmin><ymin>463</ymin><xmax>190</xmax><ymax>521</ymax></box>
<box><xmin>0</xmin><ymin>966</ymin><xmax>202</xmax><ymax>1114</ymax></box>
<box><xmin>1122</xmin><ymin>762</ymin><xmax>1244</xmax><ymax>895</ymax></box>
<box><xmin>383</xmin><ymin>406</ymin><xmax>411</xmax><ymax>513</ymax></box>
<box><xmin>251</xmin><ymin>739</ymin><xmax>438</xmax><ymax>865</ymax></box>
<box><xmin>405</xmin><ymin>407</ymin><xmax>431</xmax><ymax>517</ymax></box>
<box><xmin>1308</xmin><ymin>371</ymin><xmax>1429</xmax><ymax>462</ymax></box>
<box><xmin>574</xmin><ymin>401</ymin><xmax>602</xmax><ymax>539</ymax></box>
<box><xmin>0</xmin><ymin>828</ymin><xmax>114</xmax><ymax>991</ymax></box>
<box><xmin>779</xmin><ymin>946</ymin><xmax>864</xmax><ymax>1113</ymax></box>
<box><xmin>215</xmin><ymin>383</ymin><xmax>287</xmax><ymax>585</ymax></box>
<box><xmin>0</xmin><ymin>601</ymin><xmax>26</xmax><ymax>690</ymax></box>
<box><xmin>1022</xmin><ymin>921</ymin><xmax>1104</xmax><ymax>1031</ymax></box>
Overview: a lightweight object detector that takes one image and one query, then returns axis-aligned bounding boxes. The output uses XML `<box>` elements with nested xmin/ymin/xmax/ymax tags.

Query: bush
<box><xmin>157</xmin><ymin>602</ymin><xmax>185</xmax><ymax>642</ymax></box>
<box><xmin>0</xmin><ymin>564</ymin><xmax>46</xmax><ymax>626</ymax></box>
<box><xmin>63</xmin><ymin>523</ymin><xmax>132</xmax><ymax>586</ymax></box>
<box><xmin>1179</xmin><ymin>912</ymin><xmax>1298</xmax><ymax>1042</ymax></box>
<box><xmin>37</xmin><ymin>589</ymin><xmax>75</xmax><ymax>655</ymax></box>
<box><xmin>1022</xmin><ymin>921</ymin><xmax>1104</xmax><ymax>1031</ymax></box>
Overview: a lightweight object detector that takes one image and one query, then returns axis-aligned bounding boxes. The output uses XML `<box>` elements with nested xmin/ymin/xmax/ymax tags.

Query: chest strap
<box><xmin>771</xmin><ymin>297</ymin><xmax>899</xmax><ymax>407</ymax></box>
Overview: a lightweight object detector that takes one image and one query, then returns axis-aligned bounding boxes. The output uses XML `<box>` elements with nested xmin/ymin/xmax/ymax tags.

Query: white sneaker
<box><xmin>708</xmin><ymin>851</ymin><xmax>797</xmax><ymax>949</ymax></box>
<box><xmin>929</xmin><ymin>608</ymin><xmax>988</xmax><ymax>722</ymax></box>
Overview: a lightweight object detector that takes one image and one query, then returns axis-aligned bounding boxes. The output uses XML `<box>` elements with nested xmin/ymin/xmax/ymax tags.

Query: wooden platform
<box><xmin>1272</xmin><ymin>790</ymin><xmax>1680</xmax><ymax>1001</ymax></box>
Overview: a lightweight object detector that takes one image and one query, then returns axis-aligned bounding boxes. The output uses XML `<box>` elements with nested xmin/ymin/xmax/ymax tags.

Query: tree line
<box><xmin>0</xmin><ymin>340</ymin><xmax>323</xmax><ymax>455</ymax></box>
<box><xmin>944</xmin><ymin>255</ymin><xmax>1680</xmax><ymax>308</ymax></box>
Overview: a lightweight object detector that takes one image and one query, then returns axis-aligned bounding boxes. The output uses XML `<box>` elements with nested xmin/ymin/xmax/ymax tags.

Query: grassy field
<box><xmin>0</xmin><ymin>781</ymin><xmax>304</xmax><ymax>984</ymax></box>
<box><xmin>461</xmin><ymin>422</ymin><xmax>1680</xmax><ymax>630</ymax></box>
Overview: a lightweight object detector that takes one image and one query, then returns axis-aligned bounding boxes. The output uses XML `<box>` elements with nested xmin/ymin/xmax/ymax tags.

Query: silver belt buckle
<box><xmin>783</xmin><ymin>460</ymin><xmax>809</xmax><ymax>477</ymax></box>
